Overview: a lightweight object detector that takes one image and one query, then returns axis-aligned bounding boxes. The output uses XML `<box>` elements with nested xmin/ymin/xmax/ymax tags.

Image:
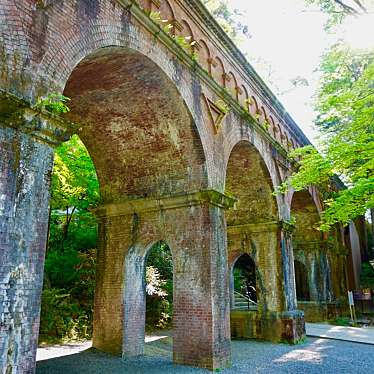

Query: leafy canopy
<box><xmin>305</xmin><ymin>0</ymin><xmax>374</xmax><ymax>28</ymax></box>
<box><xmin>51</xmin><ymin>134</ymin><xmax>99</xmax><ymax>211</ymax></box>
<box><xmin>279</xmin><ymin>42</ymin><xmax>374</xmax><ymax>231</ymax></box>
<box><xmin>201</xmin><ymin>0</ymin><xmax>250</xmax><ymax>43</ymax></box>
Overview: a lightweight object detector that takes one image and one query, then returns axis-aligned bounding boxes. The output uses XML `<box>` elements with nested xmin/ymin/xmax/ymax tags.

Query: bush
<box><xmin>40</xmin><ymin>249</ymin><xmax>96</xmax><ymax>342</ymax></box>
<box><xmin>145</xmin><ymin>265</ymin><xmax>172</xmax><ymax>329</ymax></box>
<box><xmin>39</xmin><ymin>289</ymin><xmax>92</xmax><ymax>342</ymax></box>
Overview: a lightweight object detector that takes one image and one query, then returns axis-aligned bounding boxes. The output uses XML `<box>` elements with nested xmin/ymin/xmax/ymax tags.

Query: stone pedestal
<box><xmin>231</xmin><ymin>310</ymin><xmax>305</xmax><ymax>344</ymax></box>
<box><xmin>297</xmin><ymin>301</ymin><xmax>341</xmax><ymax>322</ymax></box>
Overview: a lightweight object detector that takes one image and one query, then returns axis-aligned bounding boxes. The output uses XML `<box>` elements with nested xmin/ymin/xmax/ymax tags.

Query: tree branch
<box><xmin>352</xmin><ymin>0</ymin><xmax>368</xmax><ymax>13</ymax></box>
<box><xmin>333</xmin><ymin>0</ymin><xmax>360</xmax><ymax>15</ymax></box>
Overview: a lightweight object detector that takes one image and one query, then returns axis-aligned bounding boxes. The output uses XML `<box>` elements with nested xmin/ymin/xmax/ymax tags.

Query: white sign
<box><xmin>348</xmin><ymin>291</ymin><xmax>354</xmax><ymax>306</ymax></box>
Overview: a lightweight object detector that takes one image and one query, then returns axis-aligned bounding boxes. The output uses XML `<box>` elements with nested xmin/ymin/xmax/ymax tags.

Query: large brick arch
<box><xmin>225</xmin><ymin>140</ymin><xmax>278</xmax><ymax>225</ymax></box>
<box><xmin>291</xmin><ymin>190</ymin><xmax>322</xmax><ymax>243</ymax></box>
<box><xmin>64</xmin><ymin>46</ymin><xmax>207</xmax><ymax>202</ymax></box>
<box><xmin>0</xmin><ymin>2</ymin><xmax>217</xmax><ymax>189</ymax></box>
<box><xmin>221</xmin><ymin>122</ymin><xmax>284</xmax><ymax>217</ymax></box>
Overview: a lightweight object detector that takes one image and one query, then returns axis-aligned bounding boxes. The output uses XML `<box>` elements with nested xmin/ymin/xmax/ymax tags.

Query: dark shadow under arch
<box><xmin>232</xmin><ymin>254</ymin><xmax>257</xmax><ymax>305</ymax></box>
<box><xmin>294</xmin><ymin>260</ymin><xmax>310</xmax><ymax>301</ymax></box>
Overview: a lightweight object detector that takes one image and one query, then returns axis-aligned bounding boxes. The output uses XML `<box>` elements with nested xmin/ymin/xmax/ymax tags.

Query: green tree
<box><xmin>50</xmin><ymin>135</ymin><xmax>99</xmax><ymax>250</ymax></box>
<box><xmin>279</xmin><ymin>42</ymin><xmax>374</xmax><ymax>231</ymax></box>
<box><xmin>201</xmin><ymin>0</ymin><xmax>250</xmax><ymax>42</ymax></box>
<box><xmin>305</xmin><ymin>0</ymin><xmax>374</xmax><ymax>28</ymax></box>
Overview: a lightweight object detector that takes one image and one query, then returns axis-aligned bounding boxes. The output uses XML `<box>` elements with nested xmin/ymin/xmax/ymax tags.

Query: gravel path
<box><xmin>37</xmin><ymin>336</ymin><xmax>374</xmax><ymax>373</ymax></box>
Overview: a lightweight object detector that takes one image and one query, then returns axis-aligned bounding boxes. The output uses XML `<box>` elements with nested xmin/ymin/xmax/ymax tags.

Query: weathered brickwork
<box><xmin>0</xmin><ymin>0</ymin><xmax>361</xmax><ymax>372</ymax></box>
<box><xmin>291</xmin><ymin>190</ymin><xmax>349</xmax><ymax>322</ymax></box>
<box><xmin>0</xmin><ymin>125</ymin><xmax>63</xmax><ymax>373</ymax></box>
<box><xmin>93</xmin><ymin>192</ymin><xmax>234</xmax><ymax>370</ymax></box>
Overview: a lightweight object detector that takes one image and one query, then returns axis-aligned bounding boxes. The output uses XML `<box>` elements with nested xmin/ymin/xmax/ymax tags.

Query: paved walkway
<box><xmin>306</xmin><ymin>322</ymin><xmax>374</xmax><ymax>345</ymax></box>
<box><xmin>37</xmin><ymin>334</ymin><xmax>169</xmax><ymax>362</ymax></box>
<box><xmin>36</xmin><ymin>335</ymin><xmax>374</xmax><ymax>373</ymax></box>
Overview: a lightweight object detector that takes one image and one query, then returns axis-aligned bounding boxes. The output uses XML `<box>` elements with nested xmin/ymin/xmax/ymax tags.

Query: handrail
<box><xmin>234</xmin><ymin>290</ymin><xmax>258</xmax><ymax>307</ymax></box>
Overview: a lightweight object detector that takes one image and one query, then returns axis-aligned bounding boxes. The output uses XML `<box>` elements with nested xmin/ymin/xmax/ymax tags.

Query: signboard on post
<box><xmin>348</xmin><ymin>291</ymin><xmax>354</xmax><ymax>306</ymax></box>
<box><xmin>348</xmin><ymin>291</ymin><xmax>356</xmax><ymax>322</ymax></box>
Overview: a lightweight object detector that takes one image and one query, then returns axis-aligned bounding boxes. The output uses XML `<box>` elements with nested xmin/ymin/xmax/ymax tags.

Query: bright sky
<box><xmin>227</xmin><ymin>0</ymin><xmax>332</xmax><ymax>143</ymax></box>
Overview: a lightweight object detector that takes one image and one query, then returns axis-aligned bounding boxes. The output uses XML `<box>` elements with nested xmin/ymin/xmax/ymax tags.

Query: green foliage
<box><xmin>35</xmin><ymin>93</ymin><xmax>70</xmax><ymax>114</ymax></box>
<box><xmin>48</xmin><ymin>210</ymin><xmax>98</xmax><ymax>252</ymax></box>
<box><xmin>146</xmin><ymin>242</ymin><xmax>173</xmax><ymax>299</ymax></box>
<box><xmin>172</xmin><ymin>35</ymin><xmax>196</xmax><ymax>58</ymax></box>
<box><xmin>360</xmin><ymin>262</ymin><xmax>374</xmax><ymax>288</ymax></box>
<box><xmin>149</xmin><ymin>10</ymin><xmax>163</xmax><ymax>24</ymax></box>
<box><xmin>148</xmin><ymin>11</ymin><xmax>198</xmax><ymax>60</ymax></box>
<box><xmin>305</xmin><ymin>0</ymin><xmax>374</xmax><ymax>29</ymax></box>
<box><xmin>214</xmin><ymin>99</ymin><xmax>229</xmax><ymax>114</ymax></box>
<box><xmin>40</xmin><ymin>250</ymin><xmax>96</xmax><ymax>342</ymax></box>
<box><xmin>233</xmin><ymin>268</ymin><xmax>246</xmax><ymax>292</ymax></box>
<box><xmin>331</xmin><ymin>316</ymin><xmax>351</xmax><ymax>326</ymax></box>
<box><xmin>40</xmin><ymin>135</ymin><xmax>99</xmax><ymax>342</ymax></box>
<box><xmin>279</xmin><ymin>43</ymin><xmax>374</xmax><ymax>231</ymax></box>
<box><xmin>145</xmin><ymin>242</ymin><xmax>173</xmax><ymax>330</ymax></box>
<box><xmin>44</xmin><ymin>250</ymin><xmax>81</xmax><ymax>289</ymax></box>
<box><xmin>201</xmin><ymin>0</ymin><xmax>250</xmax><ymax>43</ymax></box>
<box><xmin>51</xmin><ymin>135</ymin><xmax>99</xmax><ymax>211</ymax></box>
<box><xmin>50</xmin><ymin>135</ymin><xmax>99</xmax><ymax>250</ymax></box>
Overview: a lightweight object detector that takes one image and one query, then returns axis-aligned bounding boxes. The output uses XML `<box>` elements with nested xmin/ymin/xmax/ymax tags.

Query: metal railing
<box><xmin>234</xmin><ymin>290</ymin><xmax>258</xmax><ymax>310</ymax></box>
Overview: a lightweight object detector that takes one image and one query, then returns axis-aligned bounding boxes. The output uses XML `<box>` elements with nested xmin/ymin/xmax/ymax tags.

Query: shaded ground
<box><xmin>37</xmin><ymin>334</ymin><xmax>374</xmax><ymax>373</ymax></box>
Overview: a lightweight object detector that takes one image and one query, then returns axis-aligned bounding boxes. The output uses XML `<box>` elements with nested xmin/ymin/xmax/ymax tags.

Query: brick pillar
<box><xmin>279</xmin><ymin>222</ymin><xmax>305</xmax><ymax>342</ymax></box>
<box><xmin>0</xmin><ymin>98</ymin><xmax>72</xmax><ymax>374</ymax></box>
<box><xmin>280</xmin><ymin>223</ymin><xmax>298</xmax><ymax>311</ymax></box>
<box><xmin>93</xmin><ymin>191</ymin><xmax>235</xmax><ymax>370</ymax></box>
<box><xmin>92</xmin><ymin>213</ymin><xmax>146</xmax><ymax>357</ymax></box>
<box><xmin>171</xmin><ymin>197</ymin><xmax>233</xmax><ymax>370</ymax></box>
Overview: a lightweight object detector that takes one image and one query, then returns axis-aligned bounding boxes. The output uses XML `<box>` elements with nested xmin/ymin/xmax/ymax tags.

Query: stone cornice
<box><xmin>93</xmin><ymin>190</ymin><xmax>237</xmax><ymax>218</ymax></box>
<box><xmin>293</xmin><ymin>240</ymin><xmax>348</xmax><ymax>254</ymax></box>
<box><xmin>227</xmin><ymin>221</ymin><xmax>280</xmax><ymax>234</ymax></box>
<box><xmin>0</xmin><ymin>91</ymin><xmax>76</xmax><ymax>146</ymax></box>
<box><xmin>227</xmin><ymin>219</ymin><xmax>300</xmax><ymax>235</ymax></box>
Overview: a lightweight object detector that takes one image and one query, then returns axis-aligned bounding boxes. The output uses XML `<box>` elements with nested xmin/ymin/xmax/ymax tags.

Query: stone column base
<box><xmin>230</xmin><ymin>310</ymin><xmax>305</xmax><ymax>344</ymax></box>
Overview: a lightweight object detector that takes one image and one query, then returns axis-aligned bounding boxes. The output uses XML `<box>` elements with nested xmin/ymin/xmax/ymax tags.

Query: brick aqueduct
<box><xmin>0</xmin><ymin>0</ymin><xmax>365</xmax><ymax>372</ymax></box>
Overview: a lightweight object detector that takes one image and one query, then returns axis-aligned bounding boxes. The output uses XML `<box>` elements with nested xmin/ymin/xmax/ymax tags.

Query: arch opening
<box><xmin>225</xmin><ymin>141</ymin><xmax>288</xmax><ymax>341</ymax></box>
<box><xmin>232</xmin><ymin>254</ymin><xmax>257</xmax><ymax>310</ymax></box>
<box><xmin>145</xmin><ymin>241</ymin><xmax>173</xmax><ymax>330</ymax></box>
<box><xmin>294</xmin><ymin>260</ymin><xmax>310</xmax><ymax>301</ymax></box>
<box><xmin>291</xmin><ymin>190</ymin><xmax>322</xmax><ymax>244</ymax></box>
<box><xmin>39</xmin><ymin>134</ymin><xmax>100</xmax><ymax>343</ymax></box>
<box><xmin>225</xmin><ymin>140</ymin><xmax>278</xmax><ymax>314</ymax></box>
<box><xmin>291</xmin><ymin>190</ymin><xmax>338</xmax><ymax>313</ymax></box>
<box><xmin>225</xmin><ymin>141</ymin><xmax>278</xmax><ymax>226</ymax></box>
